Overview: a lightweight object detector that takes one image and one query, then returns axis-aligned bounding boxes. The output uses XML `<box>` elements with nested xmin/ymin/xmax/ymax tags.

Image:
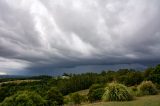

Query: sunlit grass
<box><xmin>0</xmin><ymin>80</ymin><xmax>39</xmax><ymax>85</ymax></box>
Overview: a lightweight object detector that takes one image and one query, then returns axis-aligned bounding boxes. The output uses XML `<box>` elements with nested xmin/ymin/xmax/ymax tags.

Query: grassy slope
<box><xmin>64</xmin><ymin>89</ymin><xmax>89</xmax><ymax>99</ymax></box>
<box><xmin>0</xmin><ymin>80</ymin><xmax>40</xmax><ymax>86</ymax></box>
<box><xmin>82</xmin><ymin>94</ymin><xmax>160</xmax><ymax>106</ymax></box>
<box><xmin>76</xmin><ymin>89</ymin><xmax>89</xmax><ymax>95</ymax></box>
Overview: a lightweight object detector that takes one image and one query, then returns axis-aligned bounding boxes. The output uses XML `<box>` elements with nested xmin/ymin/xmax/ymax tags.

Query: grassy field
<box><xmin>0</xmin><ymin>80</ymin><xmax>39</xmax><ymax>85</ymax></box>
<box><xmin>82</xmin><ymin>94</ymin><xmax>160</xmax><ymax>106</ymax></box>
<box><xmin>76</xmin><ymin>89</ymin><xmax>89</xmax><ymax>95</ymax></box>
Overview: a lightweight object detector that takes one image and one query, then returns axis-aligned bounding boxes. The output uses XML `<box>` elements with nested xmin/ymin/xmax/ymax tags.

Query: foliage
<box><xmin>155</xmin><ymin>83</ymin><xmax>160</xmax><ymax>89</ymax></box>
<box><xmin>131</xmin><ymin>86</ymin><xmax>138</xmax><ymax>92</ymax></box>
<box><xmin>147</xmin><ymin>74</ymin><xmax>160</xmax><ymax>84</ymax></box>
<box><xmin>128</xmin><ymin>86</ymin><xmax>140</xmax><ymax>97</ymax></box>
<box><xmin>0</xmin><ymin>91</ymin><xmax>46</xmax><ymax>106</ymax></box>
<box><xmin>89</xmin><ymin>88</ymin><xmax>105</xmax><ymax>102</ymax></box>
<box><xmin>102</xmin><ymin>83</ymin><xmax>133</xmax><ymax>101</ymax></box>
<box><xmin>144</xmin><ymin>65</ymin><xmax>160</xmax><ymax>84</ymax></box>
<box><xmin>138</xmin><ymin>81</ymin><xmax>158</xmax><ymax>96</ymax></box>
<box><xmin>88</xmin><ymin>84</ymin><xmax>104</xmax><ymax>93</ymax></box>
<box><xmin>144</xmin><ymin>67</ymin><xmax>154</xmax><ymax>78</ymax></box>
<box><xmin>117</xmin><ymin>69</ymin><xmax>143</xmax><ymax>86</ymax></box>
<box><xmin>46</xmin><ymin>87</ymin><xmax>64</xmax><ymax>106</ymax></box>
<box><xmin>69</xmin><ymin>93</ymin><xmax>84</xmax><ymax>104</ymax></box>
<box><xmin>58</xmin><ymin>73</ymin><xmax>98</xmax><ymax>95</ymax></box>
<box><xmin>88</xmin><ymin>84</ymin><xmax>105</xmax><ymax>102</ymax></box>
<box><xmin>154</xmin><ymin>64</ymin><xmax>160</xmax><ymax>74</ymax></box>
<box><xmin>0</xmin><ymin>79</ymin><xmax>53</xmax><ymax>102</ymax></box>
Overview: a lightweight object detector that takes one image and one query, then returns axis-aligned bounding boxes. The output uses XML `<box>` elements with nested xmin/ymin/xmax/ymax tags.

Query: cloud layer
<box><xmin>0</xmin><ymin>0</ymin><xmax>160</xmax><ymax>75</ymax></box>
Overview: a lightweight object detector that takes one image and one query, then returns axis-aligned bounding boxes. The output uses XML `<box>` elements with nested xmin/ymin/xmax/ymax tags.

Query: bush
<box><xmin>88</xmin><ymin>84</ymin><xmax>104</xmax><ymax>93</ymax></box>
<box><xmin>138</xmin><ymin>81</ymin><xmax>158</xmax><ymax>96</ymax></box>
<box><xmin>64</xmin><ymin>97</ymin><xmax>70</xmax><ymax>104</ymax></box>
<box><xmin>70</xmin><ymin>93</ymin><xmax>84</xmax><ymax>104</ymax></box>
<box><xmin>128</xmin><ymin>86</ymin><xmax>140</xmax><ymax>97</ymax></box>
<box><xmin>102</xmin><ymin>83</ymin><xmax>133</xmax><ymax>101</ymax></box>
<box><xmin>131</xmin><ymin>86</ymin><xmax>138</xmax><ymax>92</ymax></box>
<box><xmin>88</xmin><ymin>88</ymin><xmax>105</xmax><ymax>102</ymax></box>
<box><xmin>0</xmin><ymin>91</ymin><xmax>46</xmax><ymax>106</ymax></box>
<box><xmin>155</xmin><ymin>83</ymin><xmax>160</xmax><ymax>90</ymax></box>
<box><xmin>88</xmin><ymin>84</ymin><xmax>105</xmax><ymax>102</ymax></box>
<box><xmin>46</xmin><ymin>87</ymin><xmax>64</xmax><ymax>106</ymax></box>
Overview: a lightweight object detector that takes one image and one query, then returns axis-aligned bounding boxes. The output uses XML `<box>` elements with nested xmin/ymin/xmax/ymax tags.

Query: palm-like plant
<box><xmin>102</xmin><ymin>83</ymin><xmax>132</xmax><ymax>101</ymax></box>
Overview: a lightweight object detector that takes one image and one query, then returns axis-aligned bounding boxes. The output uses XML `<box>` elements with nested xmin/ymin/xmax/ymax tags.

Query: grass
<box><xmin>64</xmin><ymin>89</ymin><xmax>89</xmax><ymax>98</ymax></box>
<box><xmin>82</xmin><ymin>94</ymin><xmax>160</xmax><ymax>106</ymax></box>
<box><xmin>76</xmin><ymin>89</ymin><xmax>89</xmax><ymax>95</ymax></box>
<box><xmin>0</xmin><ymin>80</ymin><xmax>40</xmax><ymax>85</ymax></box>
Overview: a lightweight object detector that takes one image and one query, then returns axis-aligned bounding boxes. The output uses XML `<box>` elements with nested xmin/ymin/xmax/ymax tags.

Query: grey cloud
<box><xmin>0</xmin><ymin>0</ymin><xmax>160</xmax><ymax>75</ymax></box>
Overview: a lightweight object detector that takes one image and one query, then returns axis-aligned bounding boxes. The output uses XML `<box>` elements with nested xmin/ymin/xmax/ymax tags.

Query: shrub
<box><xmin>102</xmin><ymin>83</ymin><xmax>133</xmax><ymax>101</ymax></box>
<box><xmin>138</xmin><ymin>81</ymin><xmax>158</xmax><ymax>96</ymax></box>
<box><xmin>70</xmin><ymin>93</ymin><xmax>84</xmax><ymax>104</ymax></box>
<box><xmin>0</xmin><ymin>91</ymin><xmax>46</xmax><ymax>106</ymax></box>
<box><xmin>0</xmin><ymin>87</ymin><xmax>12</xmax><ymax>102</ymax></box>
<box><xmin>129</xmin><ymin>86</ymin><xmax>140</xmax><ymax>97</ymax></box>
<box><xmin>46</xmin><ymin>87</ymin><xmax>64</xmax><ymax>106</ymax></box>
<box><xmin>131</xmin><ymin>86</ymin><xmax>138</xmax><ymax>92</ymax></box>
<box><xmin>155</xmin><ymin>83</ymin><xmax>160</xmax><ymax>90</ymax></box>
<box><xmin>89</xmin><ymin>84</ymin><xmax>104</xmax><ymax>93</ymax></box>
<box><xmin>88</xmin><ymin>84</ymin><xmax>105</xmax><ymax>102</ymax></box>
<box><xmin>88</xmin><ymin>88</ymin><xmax>105</xmax><ymax>102</ymax></box>
<box><xmin>64</xmin><ymin>97</ymin><xmax>70</xmax><ymax>104</ymax></box>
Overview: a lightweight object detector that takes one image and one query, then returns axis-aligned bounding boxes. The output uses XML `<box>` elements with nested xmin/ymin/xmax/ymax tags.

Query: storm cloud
<box><xmin>0</xmin><ymin>0</ymin><xmax>160</xmax><ymax>75</ymax></box>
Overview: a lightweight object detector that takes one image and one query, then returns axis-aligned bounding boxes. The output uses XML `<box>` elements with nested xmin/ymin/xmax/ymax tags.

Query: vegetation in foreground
<box><xmin>0</xmin><ymin>91</ymin><xmax>46</xmax><ymax>106</ymax></box>
<box><xmin>102</xmin><ymin>83</ymin><xmax>133</xmax><ymax>101</ymax></box>
<box><xmin>0</xmin><ymin>64</ymin><xmax>160</xmax><ymax>105</ymax></box>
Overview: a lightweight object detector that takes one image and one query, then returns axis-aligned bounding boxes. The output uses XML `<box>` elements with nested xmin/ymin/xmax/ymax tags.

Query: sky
<box><xmin>0</xmin><ymin>0</ymin><xmax>160</xmax><ymax>75</ymax></box>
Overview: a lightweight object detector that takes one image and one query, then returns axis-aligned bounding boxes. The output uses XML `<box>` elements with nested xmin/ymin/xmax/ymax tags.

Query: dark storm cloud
<box><xmin>0</xmin><ymin>0</ymin><xmax>160</xmax><ymax>75</ymax></box>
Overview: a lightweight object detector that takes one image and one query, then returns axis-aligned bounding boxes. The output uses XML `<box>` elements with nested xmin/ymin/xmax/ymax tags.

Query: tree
<box><xmin>145</xmin><ymin>65</ymin><xmax>160</xmax><ymax>84</ymax></box>
<box><xmin>88</xmin><ymin>84</ymin><xmax>105</xmax><ymax>102</ymax></box>
<box><xmin>46</xmin><ymin>87</ymin><xmax>64</xmax><ymax>106</ymax></box>
<box><xmin>0</xmin><ymin>91</ymin><xmax>46</xmax><ymax>106</ymax></box>
<box><xmin>117</xmin><ymin>71</ymin><xmax>143</xmax><ymax>86</ymax></box>
<box><xmin>154</xmin><ymin>64</ymin><xmax>160</xmax><ymax>74</ymax></box>
<box><xmin>100</xmin><ymin>71</ymin><xmax>107</xmax><ymax>76</ymax></box>
<box><xmin>144</xmin><ymin>67</ymin><xmax>154</xmax><ymax>78</ymax></box>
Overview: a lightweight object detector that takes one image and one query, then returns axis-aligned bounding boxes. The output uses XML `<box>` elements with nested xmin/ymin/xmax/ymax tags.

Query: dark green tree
<box><xmin>146</xmin><ymin>65</ymin><xmax>160</xmax><ymax>84</ymax></box>
<box><xmin>46</xmin><ymin>87</ymin><xmax>64</xmax><ymax>106</ymax></box>
<box><xmin>88</xmin><ymin>84</ymin><xmax>105</xmax><ymax>102</ymax></box>
<box><xmin>154</xmin><ymin>64</ymin><xmax>160</xmax><ymax>74</ymax></box>
<box><xmin>144</xmin><ymin>67</ymin><xmax>154</xmax><ymax>78</ymax></box>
